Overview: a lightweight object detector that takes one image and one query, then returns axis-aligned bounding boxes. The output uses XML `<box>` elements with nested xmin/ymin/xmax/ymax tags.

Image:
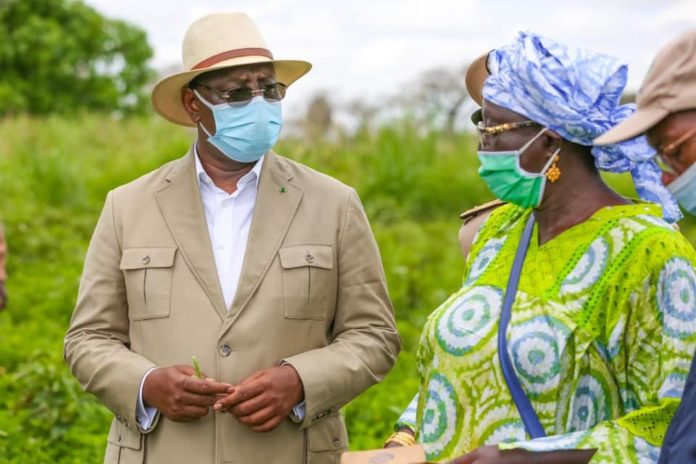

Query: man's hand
<box><xmin>143</xmin><ymin>365</ymin><xmax>233</xmax><ymax>422</ymax></box>
<box><xmin>449</xmin><ymin>445</ymin><xmax>595</xmax><ymax>464</ymax></box>
<box><xmin>214</xmin><ymin>364</ymin><xmax>304</xmax><ymax>432</ymax></box>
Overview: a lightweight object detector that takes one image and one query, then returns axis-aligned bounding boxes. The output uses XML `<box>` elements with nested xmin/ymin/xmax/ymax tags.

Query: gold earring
<box><xmin>545</xmin><ymin>148</ymin><xmax>562</xmax><ymax>183</ymax></box>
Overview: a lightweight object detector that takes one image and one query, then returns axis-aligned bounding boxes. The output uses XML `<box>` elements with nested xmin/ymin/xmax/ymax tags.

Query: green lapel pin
<box><xmin>280</xmin><ymin>186</ymin><xmax>286</xmax><ymax>193</ymax></box>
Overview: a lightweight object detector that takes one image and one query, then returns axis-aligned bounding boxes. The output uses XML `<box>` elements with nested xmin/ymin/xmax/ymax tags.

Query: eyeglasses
<box><xmin>196</xmin><ymin>82</ymin><xmax>287</xmax><ymax>105</ymax></box>
<box><xmin>656</xmin><ymin>126</ymin><xmax>696</xmax><ymax>173</ymax></box>
<box><xmin>471</xmin><ymin>108</ymin><xmax>538</xmax><ymax>143</ymax></box>
<box><xmin>475</xmin><ymin>120</ymin><xmax>538</xmax><ymax>135</ymax></box>
<box><xmin>475</xmin><ymin>116</ymin><xmax>538</xmax><ymax>147</ymax></box>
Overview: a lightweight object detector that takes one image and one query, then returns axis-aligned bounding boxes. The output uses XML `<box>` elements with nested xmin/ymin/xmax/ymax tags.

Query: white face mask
<box><xmin>667</xmin><ymin>162</ymin><xmax>696</xmax><ymax>216</ymax></box>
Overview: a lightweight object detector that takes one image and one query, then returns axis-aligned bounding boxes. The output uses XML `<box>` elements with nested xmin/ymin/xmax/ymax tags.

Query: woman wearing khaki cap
<box><xmin>386</xmin><ymin>32</ymin><xmax>696</xmax><ymax>464</ymax></box>
<box><xmin>595</xmin><ymin>28</ymin><xmax>696</xmax><ymax>464</ymax></box>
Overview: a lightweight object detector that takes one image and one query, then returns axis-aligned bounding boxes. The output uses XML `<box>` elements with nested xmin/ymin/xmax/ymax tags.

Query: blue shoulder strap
<box><xmin>497</xmin><ymin>214</ymin><xmax>546</xmax><ymax>439</ymax></box>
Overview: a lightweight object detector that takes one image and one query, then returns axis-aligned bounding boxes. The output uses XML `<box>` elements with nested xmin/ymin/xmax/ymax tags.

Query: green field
<box><xmin>1</xmin><ymin>115</ymin><xmax>694</xmax><ymax>462</ymax></box>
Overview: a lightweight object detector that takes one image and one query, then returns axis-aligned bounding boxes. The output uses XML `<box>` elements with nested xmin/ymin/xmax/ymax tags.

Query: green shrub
<box><xmin>0</xmin><ymin>115</ymin><xmax>693</xmax><ymax>461</ymax></box>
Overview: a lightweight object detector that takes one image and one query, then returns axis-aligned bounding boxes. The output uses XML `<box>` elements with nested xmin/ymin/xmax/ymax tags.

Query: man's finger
<box><xmin>178</xmin><ymin>391</ymin><xmax>219</xmax><ymax>407</ymax></box>
<box><xmin>236</xmin><ymin>405</ymin><xmax>276</xmax><ymax>427</ymax></box>
<box><xmin>215</xmin><ymin>379</ymin><xmax>266</xmax><ymax>409</ymax></box>
<box><xmin>250</xmin><ymin>416</ymin><xmax>283</xmax><ymax>433</ymax></box>
<box><xmin>169</xmin><ymin>405</ymin><xmax>209</xmax><ymax>422</ymax></box>
<box><xmin>229</xmin><ymin>394</ymin><xmax>270</xmax><ymax>417</ymax></box>
<box><xmin>182</xmin><ymin>376</ymin><xmax>234</xmax><ymax>395</ymax></box>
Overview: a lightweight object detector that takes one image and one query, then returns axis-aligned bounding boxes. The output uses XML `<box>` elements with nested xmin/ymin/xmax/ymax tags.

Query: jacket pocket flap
<box><xmin>120</xmin><ymin>247</ymin><xmax>177</xmax><ymax>270</ymax></box>
<box><xmin>279</xmin><ymin>245</ymin><xmax>333</xmax><ymax>270</ymax></box>
<box><xmin>106</xmin><ymin>419</ymin><xmax>142</xmax><ymax>450</ymax></box>
<box><xmin>307</xmin><ymin>414</ymin><xmax>346</xmax><ymax>452</ymax></box>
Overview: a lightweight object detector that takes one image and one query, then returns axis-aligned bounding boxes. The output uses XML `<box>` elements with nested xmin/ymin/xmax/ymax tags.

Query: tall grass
<box><xmin>0</xmin><ymin>115</ymin><xmax>693</xmax><ymax>461</ymax></box>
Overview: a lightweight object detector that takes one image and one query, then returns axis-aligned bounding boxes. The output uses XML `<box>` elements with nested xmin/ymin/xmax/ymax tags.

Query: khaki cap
<box><xmin>595</xmin><ymin>28</ymin><xmax>696</xmax><ymax>145</ymax></box>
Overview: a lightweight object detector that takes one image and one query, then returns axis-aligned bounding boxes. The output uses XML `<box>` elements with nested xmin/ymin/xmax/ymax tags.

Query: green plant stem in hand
<box><xmin>192</xmin><ymin>356</ymin><xmax>203</xmax><ymax>379</ymax></box>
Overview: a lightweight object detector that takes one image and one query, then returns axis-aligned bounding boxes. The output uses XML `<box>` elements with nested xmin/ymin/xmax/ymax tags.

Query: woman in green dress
<box><xmin>388</xmin><ymin>32</ymin><xmax>696</xmax><ymax>463</ymax></box>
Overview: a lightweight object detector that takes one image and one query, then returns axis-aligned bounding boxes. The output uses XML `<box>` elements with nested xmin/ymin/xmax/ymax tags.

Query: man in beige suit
<box><xmin>64</xmin><ymin>13</ymin><xmax>400</xmax><ymax>464</ymax></box>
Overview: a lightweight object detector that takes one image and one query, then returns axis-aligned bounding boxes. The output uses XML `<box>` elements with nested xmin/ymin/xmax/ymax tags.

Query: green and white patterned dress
<box><xmin>397</xmin><ymin>203</ymin><xmax>696</xmax><ymax>463</ymax></box>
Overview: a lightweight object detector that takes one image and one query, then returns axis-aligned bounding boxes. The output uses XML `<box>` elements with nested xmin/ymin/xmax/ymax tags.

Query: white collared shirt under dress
<box><xmin>136</xmin><ymin>147</ymin><xmax>304</xmax><ymax>430</ymax></box>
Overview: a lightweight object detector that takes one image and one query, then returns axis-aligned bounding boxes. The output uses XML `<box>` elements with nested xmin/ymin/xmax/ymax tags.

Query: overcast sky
<box><xmin>84</xmin><ymin>0</ymin><xmax>695</xmax><ymax>116</ymax></box>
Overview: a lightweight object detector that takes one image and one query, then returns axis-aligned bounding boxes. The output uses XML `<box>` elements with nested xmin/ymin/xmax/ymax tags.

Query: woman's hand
<box><xmin>384</xmin><ymin>427</ymin><xmax>416</xmax><ymax>448</ymax></box>
<box><xmin>449</xmin><ymin>445</ymin><xmax>595</xmax><ymax>464</ymax></box>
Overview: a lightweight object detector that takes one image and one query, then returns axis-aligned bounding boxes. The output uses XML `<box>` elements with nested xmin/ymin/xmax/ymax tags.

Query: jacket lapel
<box><xmin>155</xmin><ymin>151</ymin><xmax>227</xmax><ymax>321</ymax></box>
<box><xmin>224</xmin><ymin>152</ymin><xmax>302</xmax><ymax>328</ymax></box>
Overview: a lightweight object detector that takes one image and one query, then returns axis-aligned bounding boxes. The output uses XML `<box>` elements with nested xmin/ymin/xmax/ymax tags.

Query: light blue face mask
<box><xmin>194</xmin><ymin>89</ymin><xmax>282</xmax><ymax>163</ymax></box>
<box><xmin>667</xmin><ymin>162</ymin><xmax>696</xmax><ymax>216</ymax></box>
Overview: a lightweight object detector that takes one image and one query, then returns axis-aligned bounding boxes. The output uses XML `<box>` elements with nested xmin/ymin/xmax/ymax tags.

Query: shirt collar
<box><xmin>193</xmin><ymin>144</ymin><xmax>265</xmax><ymax>191</ymax></box>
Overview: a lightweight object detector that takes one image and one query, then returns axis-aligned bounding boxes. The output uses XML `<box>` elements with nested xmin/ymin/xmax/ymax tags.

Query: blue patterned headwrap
<box><xmin>483</xmin><ymin>31</ymin><xmax>681</xmax><ymax>222</ymax></box>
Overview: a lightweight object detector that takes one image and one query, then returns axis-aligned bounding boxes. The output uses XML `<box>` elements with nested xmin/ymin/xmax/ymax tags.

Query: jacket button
<box><xmin>305</xmin><ymin>254</ymin><xmax>314</xmax><ymax>264</ymax></box>
<box><xmin>141</xmin><ymin>256</ymin><xmax>150</xmax><ymax>265</ymax></box>
<box><xmin>219</xmin><ymin>344</ymin><xmax>232</xmax><ymax>357</ymax></box>
<box><xmin>333</xmin><ymin>438</ymin><xmax>341</xmax><ymax>447</ymax></box>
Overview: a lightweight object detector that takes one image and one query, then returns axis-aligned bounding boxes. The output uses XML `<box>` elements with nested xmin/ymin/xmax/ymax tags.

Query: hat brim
<box><xmin>151</xmin><ymin>57</ymin><xmax>312</xmax><ymax>127</ymax></box>
<box><xmin>465</xmin><ymin>52</ymin><xmax>491</xmax><ymax>106</ymax></box>
<box><xmin>594</xmin><ymin>107</ymin><xmax>668</xmax><ymax>145</ymax></box>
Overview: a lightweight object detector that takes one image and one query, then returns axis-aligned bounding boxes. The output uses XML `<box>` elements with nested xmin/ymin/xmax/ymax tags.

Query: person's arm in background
<box><xmin>458</xmin><ymin>201</ymin><xmax>503</xmax><ymax>260</ymax></box>
<box><xmin>0</xmin><ymin>222</ymin><xmax>7</xmax><ymax>310</ymax></box>
<box><xmin>384</xmin><ymin>393</ymin><xmax>418</xmax><ymax>447</ymax></box>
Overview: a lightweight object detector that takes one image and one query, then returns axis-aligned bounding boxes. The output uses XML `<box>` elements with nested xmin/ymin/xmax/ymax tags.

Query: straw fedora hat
<box><xmin>151</xmin><ymin>12</ymin><xmax>312</xmax><ymax>127</ymax></box>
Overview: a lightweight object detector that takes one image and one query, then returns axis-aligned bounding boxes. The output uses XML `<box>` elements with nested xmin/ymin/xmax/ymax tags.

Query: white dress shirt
<box><xmin>195</xmin><ymin>148</ymin><xmax>264</xmax><ymax>309</ymax></box>
<box><xmin>136</xmin><ymin>147</ymin><xmax>303</xmax><ymax>430</ymax></box>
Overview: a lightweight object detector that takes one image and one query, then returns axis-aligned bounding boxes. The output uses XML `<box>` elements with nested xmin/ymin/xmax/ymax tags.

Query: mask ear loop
<box><xmin>517</xmin><ymin>128</ymin><xmax>556</xmax><ymax>177</ymax></box>
<box><xmin>193</xmin><ymin>89</ymin><xmax>217</xmax><ymax>138</ymax></box>
<box><xmin>541</xmin><ymin>147</ymin><xmax>561</xmax><ymax>175</ymax></box>
<box><xmin>518</xmin><ymin>127</ymin><xmax>548</xmax><ymax>154</ymax></box>
<box><xmin>529</xmin><ymin>147</ymin><xmax>563</xmax><ymax>206</ymax></box>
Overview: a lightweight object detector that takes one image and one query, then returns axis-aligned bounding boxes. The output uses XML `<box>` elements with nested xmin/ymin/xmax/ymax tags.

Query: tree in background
<box><xmin>334</xmin><ymin>64</ymin><xmax>472</xmax><ymax>137</ymax></box>
<box><xmin>304</xmin><ymin>93</ymin><xmax>333</xmax><ymax>140</ymax></box>
<box><xmin>0</xmin><ymin>0</ymin><xmax>153</xmax><ymax>117</ymax></box>
<box><xmin>392</xmin><ymin>65</ymin><xmax>471</xmax><ymax>134</ymax></box>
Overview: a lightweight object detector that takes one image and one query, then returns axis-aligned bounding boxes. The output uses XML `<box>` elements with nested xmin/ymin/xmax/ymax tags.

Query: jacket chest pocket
<box><xmin>119</xmin><ymin>247</ymin><xmax>177</xmax><ymax>320</ymax></box>
<box><xmin>279</xmin><ymin>245</ymin><xmax>334</xmax><ymax>321</ymax></box>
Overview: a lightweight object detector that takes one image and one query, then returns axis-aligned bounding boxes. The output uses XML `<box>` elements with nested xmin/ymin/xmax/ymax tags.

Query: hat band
<box><xmin>192</xmin><ymin>48</ymin><xmax>274</xmax><ymax>70</ymax></box>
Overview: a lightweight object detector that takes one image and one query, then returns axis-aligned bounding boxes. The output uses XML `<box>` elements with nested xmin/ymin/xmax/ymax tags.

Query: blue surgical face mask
<box><xmin>667</xmin><ymin>162</ymin><xmax>696</xmax><ymax>216</ymax></box>
<box><xmin>194</xmin><ymin>89</ymin><xmax>282</xmax><ymax>163</ymax></box>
